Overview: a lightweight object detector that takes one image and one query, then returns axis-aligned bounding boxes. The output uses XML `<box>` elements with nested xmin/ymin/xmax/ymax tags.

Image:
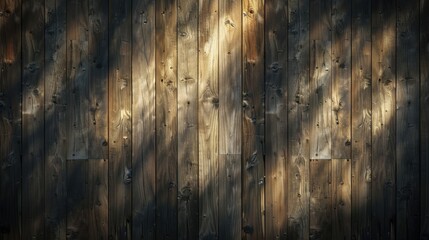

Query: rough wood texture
<box><xmin>177</xmin><ymin>0</ymin><xmax>199</xmax><ymax>239</ymax></box>
<box><xmin>351</xmin><ymin>0</ymin><xmax>372</xmax><ymax>238</ymax></box>
<box><xmin>332</xmin><ymin>159</ymin><xmax>351</xmax><ymax>239</ymax></box>
<box><xmin>108</xmin><ymin>0</ymin><xmax>132</xmax><ymax>238</ymax></box>
<box><xmin>396</xmin><ymin>0</ymin><xmax>420</xmax><ymax>238</ymax></box>
<box><xmin>331</xmin><ymin>0</ymin><xmax>351</xmax><ymax>159</ymax></box>
<box><xmin>371</xmin><ymin>0</ymin><xmax>396</xmax><ymax>239</ymax></box>
<box><xmin>198</xmin><ymin>0</ymin><xmax>219</xmax><ymax>238</ymax></box>
<box><xmin>309</xmin><ymin>0</ymin><xmax>332</xmax><ymax>159</ymax></box>
<box><xmin>0</xmin><ymin>0</ymin><xmax>21</xmax><ymax>238</ymax></box>
<box><xmin>44</xmin><ymin>0</ymin><xmax>67</xmax><ymax>238</ymax></box>
<box><xmin>242</xmin><ymin>0</ymin><xmax>265</xmax><ymax>239</ymax></box>
<box><xmin>309</xmin><ymin>159</ymin><xmax>332</xmax><ymax>240</ymax></box>
<box><xmin>287</xmin><ymin>0</ymin><xmax>310</xmax><ymax>238</ymax></box>
<box><xmin>155</xmin><ymin>0</ymin><xmax>178</xmax><ymax>238</ymax></box>
<box><xmin>131</xmin><ymin>0</ymin><xmax>156</xmax><ymax>239</ymax></box>
<box><xmin>21</xmin><ymin>0</ymin><xmax>45</xmax><ymax>238</ymax></box>
<box><xmin>88</xmin><ymin>159</ymin><xmax>108</xmax><ymax>240</ymax></box>
<box><xmin>88</xmin><ymin>0</ymin><xmax>108</xmax><ymax>159</ymax></box>
<box><xmin>265</xmin><ymin>0</ymin><xmax>288</xmax><ymax>238</ymax></box>
<box><xmin>421</xmin><ymin>1</ymin><xmax>429</xmax><ymax>238</ymax></box>
<box><xmin>66</xmin><ymin>0</ymin><xmax>89</xmax><ymax>160</ymax></box>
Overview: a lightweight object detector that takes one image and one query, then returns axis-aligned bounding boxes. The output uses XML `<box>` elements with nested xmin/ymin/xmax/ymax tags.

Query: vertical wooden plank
<box><xmin>421</xmin><ymin>1</ymin><xmax>429</xmax><ymax>237</ymax></box>
<box><xmin>331</xmin><ymin>0</ymin><xmax>351</xmax><ymax>159</ymax></box>
<box><xmin>88</xmin><ymin>159</ymin><xmax>108</xmax><ymax>239</ymax></box>
<box><xmin>265</xmin><ymin>0</ymin><xmax>288</xmax><ymax>238</ymax></box>
<box><xmin>131</xmin><ymin>0</ymin><xmax>156</xmax><ymax>239</ymax></box>
<box><xmin>309</xmin><ymin>0</ymin><xmax>332</xmax><ymax>159</ymax></box>
<box><xmin>242</xmin><ymin>0</ymin><xmax>264</xmax><ymax>239</ymax></box>
<box><xmin>155</xmin><ymin>0</ymin><xmax>178</xmax><ymax>238</ymax></box>
<box><xmin>108</xmin><ymin>0</ymin><xmax>132</xmax><ymax>238</ymax></box>
<box><xmin>66</xmin><ymin>161</ymin><xmax>89</xmax><ymax>239</ymax></box>
<box><xmin>371</xmin><ymin>0</ymin><xmax>396</xmax><ymax>238</ymax></box>
<box><xmin>287</xmin><ymin>0</ymin><xmax>310</xmax><ymax>238</ymax></box>
<box><xmin>351</xmin><ymin>0</ymin><xmax>372</xmax><ymax>238</ymax></box>
<box><xmin>218</xmin><ymin>0</ymin><xmax>241</xmax><ymax>239</ymax></box>
<box><xmin>309</xmin><ymin>159</ymin><xmax>332</xmax><ymax>240</ymax></box>
<box><xmin>44</xmin><ymin>0</ymin><xmax>67</xmax><ymax>238</ymax></box>
<box><xmin>21</xmin><ymin>0</ymin><xmax>45</xmax><ymax>238</ymax></box>
<box><xmin>0</xmin><ymin>0</ymin><xmax>21</xmax><ymax>238</ymax></box>
<box><xmin>332</xmin><ymin>159</ymin><xmax>351</xmax><ymax>239</ymax></box>
<box><xmin>198</xmin><ymin>0</ymin><xmax>219</xmax><ymax>238</ymax></box>
<box><xmin>66</xmin><ymin>0</ymin><xmax>89</xmax><ymax>160</ymax></box>
<box><xmin>88</xmin><ymin>0</ymin><xmax>109</xmax><ymax>159</ymax></box>
<box><xmin>396</xmin><ymin>0</ymin><xmax>420</xmax><ymax>238</ymax></box>
<box><xmin>177</xmin><ymin>0</ymin><xmax>199</xmax><ymax>239</ymax></box>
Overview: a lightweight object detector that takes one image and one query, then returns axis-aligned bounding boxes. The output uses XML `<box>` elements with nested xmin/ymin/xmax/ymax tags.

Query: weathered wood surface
<box><xmin>1</xmin><ymin>0</ymin><xmax>429</xmax><ymax>239</ymax></box>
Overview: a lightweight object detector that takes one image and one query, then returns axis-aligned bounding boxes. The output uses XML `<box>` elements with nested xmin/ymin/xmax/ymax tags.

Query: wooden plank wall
<box><xmin>0</xmin><ymin>0</ymin><xmax>428</xmax><ymax>239</ymax></box>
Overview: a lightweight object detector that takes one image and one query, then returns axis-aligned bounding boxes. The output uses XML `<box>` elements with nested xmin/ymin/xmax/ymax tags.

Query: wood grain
<box><xmin>198</xmin><ymin>0</ymin><xmax>219</xmax><ymax>238</ymax></box>
<box><xmin>332</xmin><ymin>159</ymin><xmax>351</xmax><ymax>239</ymax></box>
<box><xmin>242</xmin><ymin>0</ymin><xmax>265</xmax><ymax>239</ymax></box>
<box><xmin>131</xmin><ymin>0</ymin><xmax>156</xmax><ymax>238</ymax></box>
<box><xmin>287</xmin><ymin>0</ymin><xmax>310</xmax><ymax>238</ymax></box>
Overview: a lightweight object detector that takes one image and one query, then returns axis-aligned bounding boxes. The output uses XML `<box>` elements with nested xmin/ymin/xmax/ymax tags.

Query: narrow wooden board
<box><xmin>421</xmin><ymin>0</ymin><xmax>429</xmax><ymax>237</ymax></box>
<box><xmin>66</xmin><ymin>0</ymin><xmax>89</xmax><ymax>160</ymax></box>
<box><xmin>108</xmin><ymin>0</ymin><xmax>132</xmax><ymax>238</ymax></box>
<box><xmin>177</xmin><ymin>0</ymin><xmax>199</xmax><ymax>239</ymax></box>
<box><xmin>88</xmin><ymin>159</ymin><xmax>108</xmax><ymax>239</ymax></box>
<box><xmin>44</xmin><ymin>0</ymin><xmax>67</xmax><ymax>238</ymax></box>
<box><xmin>286</xmin><ymin>0</ymin><xmax>310</xmax><ymax>238</ymax></box>
<box><xmin>88</xmin><ymin>0</ymin><xmax>108</xmax><ymax>159</ymax></box>
<box><xmin>264</xmin><ymin>0</ymin><xmax>288</xmax><ymax>238</ymax></box>
<box><xmin>371</xmin><ymin>0</ymin><xmax>396</xmax><ymax>238</ymax></box>
<box><xmin>396</xmin><ymin>0</ymin><xmax>420</xmax><ymax>238</ymax></box>
<box><xmin>198</xmin><ymin>0</ymin><xmax>219</xmax><ymax>238</ymax></box>
<box><xmin>332</xmin><ymin>159</ymin><xmax>351</xmax><ymax>239</ymax></box>
<box><xmin>131</xmin><ymin>0</ymin><xmax>156</xmax><ymax>238</ymax></box>
<box><xmin>309</xmin><ymin>159</ymin><xmax>332</xmax><ymax>240</ymax></box>
<box><xmin>66</xmin><ymin>160</ymin><xmax>89</xmax><ymax>239</ymax></box>
<box><xmin>155</xmin><ymin>0</ymin><xmax>178</xmax><ymax>238</ymax></box>
<box><xmin>0</xmin><ymin>0</ymin><xmax>21</xmax><ymax>238</ymax></box>
<box><xmin>218</xmin><ymin>154</ymin><xmax>241</xmax><ymax>240</ymax></box>
<box><xmin>242</xmin><ymin>0</ymin><xmax>265</xmax><ymax>239</ymax></box>
<box><xmin>351</xmin><ymin>0</ymin><xmax>372</xmax><ymax>238</ymax></box>
<box><xmin>21</xmin><ymin>0</ymin><xmax>45</xmax><ymax>238</ymax></box>
<box><xmin>331</xmin><ymin>0</ymin><xmax>351</xmax><ymax>159</ymax></box>
<box><xmin>309</xmin><ymin>0</ymin><xmax>332</xmax><ymax>159</ymax></box>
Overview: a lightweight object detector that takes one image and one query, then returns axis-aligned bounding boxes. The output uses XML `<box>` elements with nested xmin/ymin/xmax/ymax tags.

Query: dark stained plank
<box><xmin>309</xmin><ymin>159</ymin><xmax>332</xmax><ymax>240</ymax></box>
<box><xmin>198</xmin><ymin>0</ymin><xmax>219</xmax><ymax>238</ymax></box>
<box><xmin>66</xmin><ymin>160</ymin><xmax>89</xmax><ymax>239</ymax></box>
<box><xmin>88</xmin><ymin>0</ymin><xmax>108</xmax><ymax>159</ymax></box>
<box><xmin>44</xmin><ymin>0</ymin><xmax>67</xmax><ymax>238</ymax></box>
<box><xmin>371</xmin><ymin>0</ymin><xmax>396</xmax><ymax>238</ymax></box>
<box><xmin>309</xmin><ymin>0</ymin><xmax>332</xmax><ymax>159</ymax></box>
<box><xmin>286</xmin><ymin>0</ymin><xmax>310</xmax><ymax>238</ymax></box>
<box><xmin>0</xmin><ymin>0</ymin><xmax>21</xmax><ymax>238</ymax></box>
<box><xmin>131</xmin><ymin>0</ymin><xmax>156</xmax><ymax>239</ymax></box>
<box><xmin>351</xmin><ymin>0</ymin><xmax>372</xmax><ymax>238</ymax></box>
<box><xmin>66</xmin><ymin>0</ymin><xmax>89</xmax><ymax>160</ymax></box>
<box><xmin>108</xmin><ymin>0</ymin><xmax>132</xmax><ymax>238</ymax></box>
<box><xmin>155</xmin><ymin>0</ymin><xmax>178</xmax><ymax>238</ymax></box>
<box><xmin>218</xmin><ymin>154</ymin><xmax>241</xmax><ymax>240</ymax></box>
<box><xmin>264</xmin><ymin>0</ymin><xmax>288</xmax><ymax>238</ymax></box>
<box><xmin>396</xmin><ymin>0</ymin><xmax>420</xmax><ymax>238</ymax></box>
<box><xmin>242</xmin><ymin>0</ymin><xmax>264</xmax><ymax>239</ymax></box>
<box><xmin>332</xmin><ymin>159</ymin><xmax>351</xmax><ymax>239</ymax></box>
<box><xmin>331</xmin><ymin>0</ymin><xmax>351</xmax><ymax>159</ymax></box>
<box><xmin>177</xmin><ymin>0</ymin><xmax>199</xmax><ymax>239</ymax></box>
<box><xmin>88</xmin><ymin>159</ymin><xmax>108</xmax><ymax>239</ymax></box>
<box><xmin>21</xmin><ymin>0</ymin><xmax>45</xmax><ymax>238</ymax></box>
<box><xmin>218</xmin><ymin>0</ymin><xmax>242</xmax><ymax>238</ymax></box>
<box><xmin>421</xmin><ymin>0</ymin><xmax>429</xmax><ymax>237</ymax></box>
